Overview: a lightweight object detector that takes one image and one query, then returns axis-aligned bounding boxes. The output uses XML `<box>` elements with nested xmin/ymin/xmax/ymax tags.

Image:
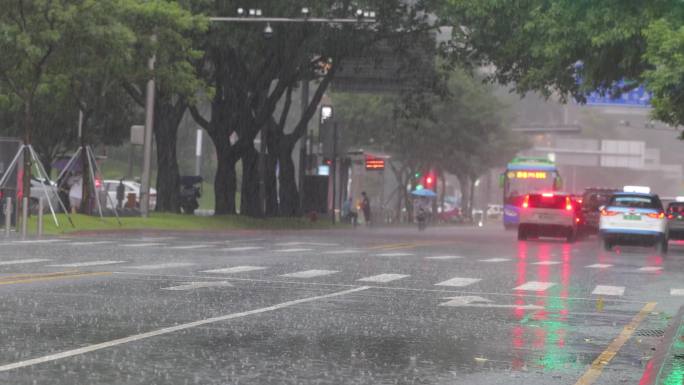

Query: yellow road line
<box><xmin>0</xmin><ymin>271</ymin><xmax>111</xmax><ymax>286</ymax></box>
<box><xmin>574</xmin><ymin>301</ymin><xmax>657</xmax><ymax>385</ymax></box>
<box><xmin>0</xmin><ymin>270</ymin><xmax>80</xmax><ymax>282</ymax></box>
<box><xmin>369</xmin><ymin>240</ymin><xmax>458</xmax><ymax>251</ymax></box>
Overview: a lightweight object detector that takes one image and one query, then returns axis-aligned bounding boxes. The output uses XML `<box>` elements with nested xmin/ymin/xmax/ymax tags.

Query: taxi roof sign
<box><xmin>623</xmin><ymin>185</ymin><xmax>651</xmax><ymax>194</ymax></box>
<box><xmin>676</xmin><ymin>196</ymin><xmax>684</xmax><ymax>202</ymax></box>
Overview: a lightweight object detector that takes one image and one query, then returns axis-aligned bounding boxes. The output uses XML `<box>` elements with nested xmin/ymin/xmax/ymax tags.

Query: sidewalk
<box><xmin>640</xmin><ymin>306</ymin><xmax>684</xmax><ymax>385</ymax></box>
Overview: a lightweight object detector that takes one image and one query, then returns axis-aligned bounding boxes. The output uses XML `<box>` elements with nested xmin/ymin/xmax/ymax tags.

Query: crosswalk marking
<box><xmin>125</xmin><ymin>262</ymin><xmax>195</xmax><ymax>270</ymax></box>
<box><xmin>425</xmin><ymin>256</ymin><xmax>463</xmax><ymax>260</ymax></box>
<box><xmin>68</xmin><ymin>241</ymin><xmax>113</xmax><ymax>246</ymax></box>
<box><xmin>11</xmin><ymin>239</ymin><xmax>63</xmax><ymax>244</ymax></box>
<box><xmin>586</xmin><ymin>263</ymin><xmax>613</xmax><ymax>269</ymax></box>
<box><xmin>201</xmin><ymin>266</ymin><xmax>268</xmax><ymax>274</ymax></box>
<box><xmin>670</xmin><ymin>289</ymin><xmax>684</xmax><ymax>296</ymax></box>
<box><xmin>479</xmin><ymin>258</ymin><xmax>511</xmax><ymax>263</ymax></box>
<box><xmin>532</xmin><ymin>261</ymin><xmax>560</xmax><ymax>266</ymax></box>
<box><xmin>0</xmin><ymin>258</ymin><xmax>51</xmax><ymax>266</ymax></box>
<box><xmin>638</xmin><ymin>266</ymin><xmax>662</xmax><ymax>272</ymax></box>
<box><xmin>323</xmin><ymin>249</ymin><xmax>360</xmax><ymax>254</ymax></box>
<box><xmin>280</xmin><ymin>269</ymin><xmax>338</xmax><ymax>278</ymax></box>
<box><xmin>162</xmin><ymin>281</ymin><xmax>233</xmax><ymax>291</ymax></box>
<box><xmin>592</xmin><ymin>285</ymin><xmax>625</xmax><ymax>296</ymax></box>
<box><xmin>48</xmin><ymin>260</ymin><xmax>126</xmax><ymax>268</ymax></box>
<box><xmin>276</xmin><ymin>242</ymin><xmax>338</xmax><ymax>247</ymax></box>
<box><xmin>435</xmin><ymin>277</ymin><xmax>481</xmax><ymax>287</ymax></box>
<box><xmin>375</xmin><ymin>252</ymin><xmax>413</xmax><ymax>257</ymax></box>
<box><xmin>275</xmin><ymin>248</ymin><xmax>313</xmax><ymax>253</ymax></box>
<box><xmin>121</xmin><ymin>243</ymin><xmax>165</xmax><ymax>248</ymax></box>
<box><xmin>221</xmin><ymin>246</ymin><xmax>264</xmax><ymax>252</ymax></box>
<box><xmin>357</xmin><ymin>274</ymin><xmax>410</xmax><ymax>283</ymax></box>
<box><xmin>513</xmin><ymin>281</ymin><xmax>555</xmax><ymax>291</ymax></box>
<box><xmin>168</xmin><ymin>245</ymin><xmax>210</xmax><ymax>250</ymax></box>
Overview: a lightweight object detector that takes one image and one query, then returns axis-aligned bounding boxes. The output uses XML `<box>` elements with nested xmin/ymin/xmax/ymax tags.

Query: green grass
<box><xmin>27</xmin><ymin>212</ymin><xmax>342</xmax><ymax>235</ymax></box>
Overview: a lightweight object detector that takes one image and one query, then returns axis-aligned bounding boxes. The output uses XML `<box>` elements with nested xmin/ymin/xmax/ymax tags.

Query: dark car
<box><xmin>667</xmin><ymin>201</ymin><xmax>684</xmax><ymax>240</ymax></box>
<box><xmin>581</xmin><ymin>187</ymin><xmax>618</xmax><ymax>233</ymax></box>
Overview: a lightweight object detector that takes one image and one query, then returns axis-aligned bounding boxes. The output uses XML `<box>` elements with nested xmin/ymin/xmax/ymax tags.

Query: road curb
<box><xmin>639</xmin><ymin>305</ymin><xmax>684</xmax><ymax>385</ymax></box>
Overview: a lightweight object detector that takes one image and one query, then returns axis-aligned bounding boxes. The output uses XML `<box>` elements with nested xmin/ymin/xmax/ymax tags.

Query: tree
<box><xmin>121</xmin><ymin>0</ymin><xmax>205</xmax><ymax>213</ymax></box>
<box><xmin>442</xmin><ymin>0</ymin><xmax>684</xmax><ymax>125</ymax></box>
<box><xmin>188</xmin><ymin>0</ymin><xmax>434</xmax><ymax>217</ymax></box>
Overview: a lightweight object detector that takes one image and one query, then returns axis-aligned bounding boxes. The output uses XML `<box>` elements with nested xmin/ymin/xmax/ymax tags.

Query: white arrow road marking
<box><xmin>201</xmin><ymin>266</ymin><xmax>268</xmax><ymax>274</ymax></box>
<box><xmin>592</xmin><ymin>285</ymin><xmax>625</xmax><ymax>296</ymax></box>
<box><xmin>0</xmin><ymin>258</ymin><xmax>51</xmax><ymax>266</ymax></box>
<box><xmin>48</xmin><ymin>260</ymin><xmax>126</xmax><ymax>268</ymax></box>
<box><xmin>439</xmin><ymin>296</ymin><xmax>543</xmax><ymax>310</ymax></box>
<box><xmin>435</xmin><ymin>277</ymin><xmax>481</xmax><ymax>287</ymax></box>
<box><xmin>513</xmin><ymin>281</ymin><xmax>556</xmax><ymax>291</ymax></box>
<box><xmin>162</xmin><ymin>281</ymin><xmax>233</xmax><ymax>291</ymax></box>
<box><xmin>280</xmin><ymin>269</ymin><xmax>338</xmax><ymax>278</ymax></box>
<box><xmin>586</xmin><ymin>264</ymin><xmax>613</xmax><ymax>269</ymax></box>
<box><xmin>357</xmin><ymin>274</ymin><xmax>410</xmax><ymax>283</ymax></box>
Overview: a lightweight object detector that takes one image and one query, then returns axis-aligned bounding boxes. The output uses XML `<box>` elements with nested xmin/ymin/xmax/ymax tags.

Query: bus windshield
<box><xmin>505</xmin><ymin>170</ymin><xmax>556</xmax><ymax>204</ymax></box>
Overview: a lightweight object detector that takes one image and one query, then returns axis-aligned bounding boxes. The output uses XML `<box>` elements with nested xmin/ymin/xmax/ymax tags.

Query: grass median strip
<box><xmin>0</xmin><ymin>270</ymin><xmax>112</xmax><ymax>285</ymax></box>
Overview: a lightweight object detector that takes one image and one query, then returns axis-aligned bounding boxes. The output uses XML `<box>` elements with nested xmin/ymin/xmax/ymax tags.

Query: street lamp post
<box><xmin>137</xmin><ymin>8</ymin><xmax>375</xmax><ymax>217</ymax></box>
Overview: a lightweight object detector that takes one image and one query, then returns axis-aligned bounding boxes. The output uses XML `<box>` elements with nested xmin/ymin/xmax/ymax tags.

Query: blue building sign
<box><xmin>585</xmin><ymin>80</ymin><xmax>651</xmax><ymax>107</ymax></box>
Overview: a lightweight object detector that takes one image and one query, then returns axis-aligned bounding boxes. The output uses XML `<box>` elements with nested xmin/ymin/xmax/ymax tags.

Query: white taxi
<box><xmin>517</xmin><ymin>192</ymin><xmax>579</xmax><ymax>242</ymax></box>
<box><xmin>599</xmin><ymin>186</ymin><xmax>668</xmax><ymax>253</ymax></box>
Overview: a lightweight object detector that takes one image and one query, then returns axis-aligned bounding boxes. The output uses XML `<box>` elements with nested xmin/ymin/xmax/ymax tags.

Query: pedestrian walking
<box><xmin>361</xmin><ymin>191</ymin><xmax>371</xmax><ymax>226</ymax></box>
<box><xmin>116</xmin><ymin>179</ymin><xmax>125</xmax><ymax>209</ymax></box>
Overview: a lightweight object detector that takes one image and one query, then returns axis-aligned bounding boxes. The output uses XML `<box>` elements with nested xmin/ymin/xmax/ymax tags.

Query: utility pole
<box><xmin>140</xmin><ymin>35</ymin><xmax>156</xmax><ymax>218</ymax></box>
<box><xmin>331</xmin><ymin>122</ymin><xmax>338</xmax><ymax>224</ymax></box>
<box><xmin>299</xmin><ymin>80</ymin><xmax>309</xmax><ymax>214</ymax></box>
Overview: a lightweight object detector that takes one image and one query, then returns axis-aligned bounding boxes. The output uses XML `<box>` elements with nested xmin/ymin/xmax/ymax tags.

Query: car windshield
<box><xmin>610</xmin><ymin>195</ymin><xmax>661</xmax><ymax>209</ymax></box>
<box><xmin>583</xmin><ymin>192</ymin><xmax>613</xmax><ymax>210</ymax></box>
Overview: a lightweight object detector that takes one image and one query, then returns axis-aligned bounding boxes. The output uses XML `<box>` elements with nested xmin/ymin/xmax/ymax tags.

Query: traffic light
<box><xmin>424</xmin><ymin>172</ymin><xmax>435</xmax><ymax>190</ymax></box>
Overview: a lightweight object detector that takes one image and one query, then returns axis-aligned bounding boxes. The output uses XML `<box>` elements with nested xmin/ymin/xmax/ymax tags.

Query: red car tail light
<box><xmin>522</xmin><ymin>195</ymin><xmax>529</xmax><ymax>209</ymax></box>
<box><xmin>646</xmin><ymin>212</ymin><xmax>665</xmax><ymax>219</ymax></box>
<box><xmin>601</xmin><ymin>209</ymin><xmax>618</xmax><ymax>216</ymax></box>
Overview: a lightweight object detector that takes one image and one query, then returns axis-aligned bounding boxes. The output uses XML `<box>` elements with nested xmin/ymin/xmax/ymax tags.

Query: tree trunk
<box><xmin>153</xmin><ymin>100</ymin><xmax>185</xmax><ymax>213</ymax></box>
<box><xmin>213</xmin><ymin>140</ymin><xmax>237</xmax><ymax>215</ymax></box>
<box><xmin>264</xmin><ymin>151</ymin><xmax>278</xmax><ymax>216</ymax></box>
<box><xmin>469</xmin><ymin>177</ymin><xmax>476</xmax><ymax>220</ymax></box>
<box><xmin>240</xmin><ymin>145</ymin><xmax>262</xmax><ymax>217</ymax></box>
<box><xmin>457</xmin><ymin>174</ymin><xmax>471</xmax><ymax>220</ymax></box>
<box><xmin>277</xmin><ymin>141</ymin><xmax>299</xmax><ymax>217</ymax></box>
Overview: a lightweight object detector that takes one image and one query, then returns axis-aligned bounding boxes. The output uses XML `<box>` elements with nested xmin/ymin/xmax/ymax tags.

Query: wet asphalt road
<box><xmin>1</xmin><ymin>225</ymin><xmax>684</xmax><ymax>384</ymax></box>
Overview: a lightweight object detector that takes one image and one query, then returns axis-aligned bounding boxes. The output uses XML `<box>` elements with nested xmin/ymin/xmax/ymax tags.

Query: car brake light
<box><xmin>601</xmin><ymin>209</ymin><xmax>618</xmax><ymax>216</ymax></box>
<box><xmin>575</xmin><ymin>217</ymin><xmax>580</xmax><ymax>223</ymax></box>
<box><xmin>522</xmin><ymin>195</ymin><xmax>529</xmax><ymax>209</ymax></box>
<box><xmin>565</xmin><ymin>197</ymin><xmax>572</xmax><ymax>211</ymax></box>
<box><xmin>542</xmin><ymin>192</ymin><xmax>554</xmax><ymax>197</ymax></box>
<box><xmin>646</xmin><ymin>212</ymin><xmax>665</xmax><ymax>219</ymax></box>
<box><xmin>668</xmin><ymin>214</ymin><xmax>674</xmax><ymax>219</ymax></box>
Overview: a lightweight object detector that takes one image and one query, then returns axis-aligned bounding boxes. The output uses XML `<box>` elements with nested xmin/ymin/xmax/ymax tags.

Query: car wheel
<box><xmin>566</xmin><ymin>228</ymin><xmax>576</xmax><ymax>243</ymax></box>
<box><xmin>602</xmin><ymin>238</ymin><xmax>612</xmax><ymax>251</ymax></box>
<box><xmin>656</xmin><ymin>238</ymin><xmax>668</xmax><ymax>255</ymax></box>
<box><xmin>517</xmin><ymin>226</ymin><xmax>527</xmax><ymax>241</ymax></box>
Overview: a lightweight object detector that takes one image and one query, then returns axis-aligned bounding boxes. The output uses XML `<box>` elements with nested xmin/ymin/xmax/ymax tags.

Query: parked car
<box><xmin>103</xmin><ymin>180</ymin><xmax>157</xmax><ymax>210</ymax></box>
<box><xmin>29</xmin><ymin>177</ymin><xmax>62</xmax><ymax>213</ymax></box>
